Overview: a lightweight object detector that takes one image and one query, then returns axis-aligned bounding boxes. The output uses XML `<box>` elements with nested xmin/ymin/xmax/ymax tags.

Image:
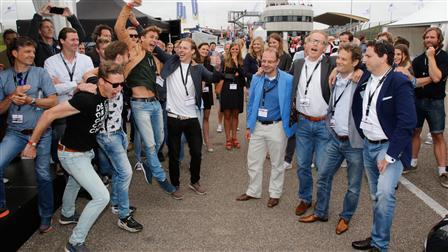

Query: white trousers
<box><xmin>246</xmin><ymin>121</ymin><xmax>288</xmax><ymax>198</ymax></box>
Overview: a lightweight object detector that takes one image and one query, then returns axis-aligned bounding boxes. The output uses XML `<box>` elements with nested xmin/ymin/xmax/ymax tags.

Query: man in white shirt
<box><xmin>351</xmin><ymin>40</ymin><xmax>416</xmax><ymax>251</ymax></box>
<box><xmin>299</xmin><ymin>43</ymin><xmax>365</xmax><ymax>235</ymax></box>
<box><xmin>44</xmin><ymin>27</ymin><xmax>94</xmax><ymax>174</ymax></box>
<box><xmin>289</xmin><ymin>30</ymin><xmax>336</xmax><ymax>216</ymax></box>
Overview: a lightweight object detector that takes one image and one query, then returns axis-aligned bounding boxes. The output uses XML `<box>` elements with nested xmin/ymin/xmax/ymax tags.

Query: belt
<box><xmin>336</xmin><ymin>135</ymin><xmax>349</xmax><ymax>141</ymax></box>
<box><xmin>131</xmin><ymin>97</ymin><xmax>158</xmax><ymax>102</ymax></box>
<box><xmin>367</xmin><ymin>138</ymin><xmax>389</xmax><ymax>144</ymax></box>
<box><xmin>258</xmin><ymin>119</ymin><xmax>282</xmax><ymax>125</ymax></box>
<box><xmin>167</xmin><ymin>112</ymin><xmax>193</xmax><ymax>120</ymax></box>
<box><xmin>299</xmin><ymin>113</ymin><xmax>326</xmax><ymax>122</ymax></box>
<box><xmin>20</xmin><ymin>129</ymin><xmax>34</xmax><ymax>135</ymax></box>
<box><xmin>58</xmin><ymin>144</ymin><xmax>80</xmax><ymax>153</ymax></box>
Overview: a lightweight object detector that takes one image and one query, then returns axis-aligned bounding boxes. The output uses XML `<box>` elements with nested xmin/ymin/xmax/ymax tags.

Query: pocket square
<box><xmin>382</xmin><ymin>96</ymin><xmax>393</xmax><ymax>101</ymax></box>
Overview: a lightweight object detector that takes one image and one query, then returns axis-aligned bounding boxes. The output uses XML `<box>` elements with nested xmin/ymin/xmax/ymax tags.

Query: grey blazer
<box><xmin>325</xmin><ymin>82</ymin><xmax>364</xmax><ymax>149</ymax></box>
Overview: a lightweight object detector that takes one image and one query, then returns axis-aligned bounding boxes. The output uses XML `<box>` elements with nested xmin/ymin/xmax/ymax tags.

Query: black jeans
<box><xmin>167</xmin><ymin>117</ymin><xmax>202</xmax><ymax>187</ymax></box>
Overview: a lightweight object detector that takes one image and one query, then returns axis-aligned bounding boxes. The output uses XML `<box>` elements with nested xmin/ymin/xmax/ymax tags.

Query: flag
<box><xmin>191</xmin><ymin>0</ymin><xmax>199</xmax><ymax>20</ymax></box>
<box><xmin>182</xmin><ymin>5</ymin><xmax>187</xmax><ymax>23</ymax></box>
<box><xmin>176</xmin><ymin>2</ymin><xmax>183</xmax><ymax>20</ymax></box>
<box><xmin>388</xmin><ymin>3</ymin><xmax>397</xmax><ymax>13</ymax></box>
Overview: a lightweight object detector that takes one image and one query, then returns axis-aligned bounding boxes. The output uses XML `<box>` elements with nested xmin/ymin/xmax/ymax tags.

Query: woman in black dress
<box><xmin>196</xmin><ymin>42</ymin><xmax>215</xmax><ymax>152</ymax></box>
<box><xmin>217</xmin><ymin>42</ymin><xmax>246</xmax><ymax>150</ymax></box>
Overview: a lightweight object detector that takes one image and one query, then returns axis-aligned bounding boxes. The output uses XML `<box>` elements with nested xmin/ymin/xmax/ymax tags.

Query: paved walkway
<box><xmin>20</xmin><ymin>106</ymin><xmax>447</xmax><ymax>251</ymax></box>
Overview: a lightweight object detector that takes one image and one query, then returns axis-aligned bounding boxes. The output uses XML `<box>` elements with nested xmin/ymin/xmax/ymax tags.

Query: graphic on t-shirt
<box><xmin>90</xmin><ymin>102</ymin><xmax>107</xmax><ymax>133</ymax></box>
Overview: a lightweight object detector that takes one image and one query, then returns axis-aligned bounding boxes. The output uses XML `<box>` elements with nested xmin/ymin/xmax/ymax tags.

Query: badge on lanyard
<box><xmin>185</xmin><ymin>96</ymin><xmax>196</xmax><ymax>106</ymax></box>
<box><xmin>12</xmin><ymin>114</ymin><xmax>24</xmax><ymax>124</ymax></box>
<box><xmin>229</xmin><ymin>83</ymin><xmax>238</xmax><ymax>90</ymax></box>
<box><xmin>258</xmin><ymin>108</ymin><xmax>268</xmax><ymax>118</ymax></box>
<box><xmin>329</xmin><ymin>118</ymin><xmax>336</xmax><ymax>128</ymax></box>
<box><xmin>202</xmin><ymin>86</ymin><xmax>209</xmax><ymax>92</ymax></box>
<box><xmin>360</xmin><ymin>116</ymin><xmax>372</xmax><ymax>131</ymax></box>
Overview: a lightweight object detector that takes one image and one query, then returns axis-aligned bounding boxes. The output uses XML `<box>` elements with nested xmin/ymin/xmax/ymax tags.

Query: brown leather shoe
<box><xmin>267</xmin><ymin>198</ymin><xmax>279</xmax><ymax>208</ymax></box>
<box><xmin>236</xmin><ymin>194</ymin><xmax>257</xmax><ymax>201</ymax></box>
<box><xmin>295</xmin><ymin>201</ymin><xmax>311</xmax><ymax>216</ymax></box>
<box><xmin>298</xmin><ymin>214</ymin><xmax>328</xmax><ymax>223</ymax></box>
<box><xmin>335</xmin><ymin>218</ymin><xmax>349</xmax><ymax>235</ymax></box>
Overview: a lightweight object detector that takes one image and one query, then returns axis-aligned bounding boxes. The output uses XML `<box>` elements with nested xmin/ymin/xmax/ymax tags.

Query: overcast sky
<box><xmin>1</xmin><ymin>0</ymin><xmax>446</xmax><ymax>30</ymax></box>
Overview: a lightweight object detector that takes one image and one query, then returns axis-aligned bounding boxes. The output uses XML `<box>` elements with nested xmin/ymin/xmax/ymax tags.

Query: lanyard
<box><xmin>331</xmin><ymin>79</ymin><xmax>351</xmax><ymax>115</ymax></box>
<box><xmin>180</xmin><ymin>62</ymin><xmax>192</xmax><ymax>96</ymax></box>
<box><xmin>365</xmin><ymin>68</ymin><xmax>392</xmax><ymax>117</ymax></box>
<box><xmin>13</xmin><ymin>71</ymin><xmax>30</xmax><ymax>87</ymax></box>
<box><xmin>261</xmin><ymin>74</ymin><xmax>279</xmax><ymax>107</ymax></box>
<box><xmin>304</xmin><ymin>60</ymin><xmax>321</xmax><ymax>96</ymax></box>
<box><xmin>60</xmin><ymin>53</ymin><xmax>76</xmax><ymax>82</ymax></box>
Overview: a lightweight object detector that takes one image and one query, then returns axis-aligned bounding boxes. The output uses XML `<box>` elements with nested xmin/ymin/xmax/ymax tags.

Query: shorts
<box><xmin>415</xmin><ymin>98</ymin><xmax>445</xmax><ymax>133</ymax></box>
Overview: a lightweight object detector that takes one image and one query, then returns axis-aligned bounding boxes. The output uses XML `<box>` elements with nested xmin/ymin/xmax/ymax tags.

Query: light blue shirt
<box><xmin>332</xmin><ymin>73</ymin><xmax>352</xmax><ymax>136</ymax></box>
<box><xmin>0</xmin><ymin>66</ymin><xmax>56</xmax><ymax>131</ymax></box>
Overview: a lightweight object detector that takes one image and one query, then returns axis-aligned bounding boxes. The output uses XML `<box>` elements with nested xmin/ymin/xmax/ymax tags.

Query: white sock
<box><xmin>411</xmin><ymin>159</ymin><xmax>418</xmax><ymax>167</ymax></box>
<box><xmin>438</xmin><ymin>166</ymin><xmax>446</xmax><ymax>176</ymax></box>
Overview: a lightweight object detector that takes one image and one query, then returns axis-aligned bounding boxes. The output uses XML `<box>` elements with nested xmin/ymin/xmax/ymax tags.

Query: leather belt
<box><xmin>131</xmin><ymin>97</ymin><xmax>158</xmax><ymax>102</ymax></box>
<box><xmin>299</xmin><ymin>113</ymin><xmax>326</xmax><ymax>122</ymax></box>
<box><xmin>336</xmin><ymin>135</ymin><xmax>349</xmax><ymax>141</ymax></box>
<box><xmin>258</xmin><ymin>119</ymin><xmax>282</xmax><ymax>125</ymax></box>
<box><xmin>167</xmin><ymin>112</ymin><xmax>193</xmax><ymax>120</ymax></box>
<box><xmin>58</xmin><ymin>144</ymin><xmax>80</xmax><ymax>153</ymax></box>
<box><xmin>20</xmin><ymin>129</ymin><xmax>34</xmax><ymax>135</ymax></box>
<box><xmin>367</xmin><ymin>138</ymin><xmax>389</xmax><ymax>144</ymax></box>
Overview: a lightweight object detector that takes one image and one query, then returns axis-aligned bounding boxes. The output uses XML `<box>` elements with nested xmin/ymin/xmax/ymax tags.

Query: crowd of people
<box><xmin>0</xmin><ymin>0</ymin><xmax>447</xmax><ymax>251</ymax></box>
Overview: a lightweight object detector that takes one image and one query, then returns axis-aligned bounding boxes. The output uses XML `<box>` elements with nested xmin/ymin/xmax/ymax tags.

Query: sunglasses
<box><xmin>129</xmin><ymin>34</ymin><xmax>139</xmax><ymax>38</ymax></box>
<box><xmin>103</xmin><ymin>78</ymin><xmax>125</xmax><ymax>88</ymax></box>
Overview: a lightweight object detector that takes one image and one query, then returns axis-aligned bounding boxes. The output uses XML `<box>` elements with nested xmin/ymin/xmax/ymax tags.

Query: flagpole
<box><xmin>350</xmin><ymin>0</ymin><xmax>353</xmax><ymax>32</ymax></box>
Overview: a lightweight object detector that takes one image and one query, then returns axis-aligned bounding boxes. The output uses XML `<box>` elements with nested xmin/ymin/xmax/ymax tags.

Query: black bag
<box><xmin>425</xmin><ymin>215</ymin><xmax>448</xmax><ymax>252</ymax></box>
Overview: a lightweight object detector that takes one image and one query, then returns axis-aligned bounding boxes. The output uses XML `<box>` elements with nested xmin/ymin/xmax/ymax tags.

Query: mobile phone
<box><xmin>49</xmin><ymin>7</ymin><xmax>65</xmax><ymax>15</ymax></box>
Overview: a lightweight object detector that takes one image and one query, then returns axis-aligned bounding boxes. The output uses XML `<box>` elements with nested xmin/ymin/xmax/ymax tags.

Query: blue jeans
<box><xmin>131</xmin><ymin>100</ymin><xmax>166</xmax><ymax>182</ymax></box>
<box><xmin>58</xmin><ymin>149</ymin><xmax>110</xmax><ymax>245</ymax></box>
<box><xmin>96</xmin><ymin>130</ymin><xmax>133</xmax><ymax>219</ymax></box>
<box><xmin>0</xmin><ymin>129</ymin><xmax>53</xmax><ymax>225</ymax></box>
<box><xmin>363</xmin><ymin>140</ymin><xmax>403</xmax><ymax>251</ymax></box>
<box><xmin>295</xmin><ymin>116</ymin><xmax>330</xmax><ymax>203</ymax></box>
<box><xmin>314</xmin><ymin>134</ymin><xmax>364</xmax><ymax>220</ymax></box>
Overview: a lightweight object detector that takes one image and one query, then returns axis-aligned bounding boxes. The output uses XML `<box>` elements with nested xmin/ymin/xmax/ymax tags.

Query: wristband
<box><xmin>28</xmin><ymin>140</ymin><xmax>37</xmax><ymax>147</ymax></box>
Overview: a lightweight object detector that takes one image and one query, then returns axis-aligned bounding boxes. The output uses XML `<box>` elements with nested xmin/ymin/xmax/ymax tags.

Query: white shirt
<box><xmin>44</xmin><ymin>52</ymin><xmax>94</xmax><ymax>103</ymax></box>
<box><xmin>166</xmin><ymin>62</ymin><xmax>197</xmax><ymax>118</ymax></box>
<box><xmin>296</xmin><ymin>56</ymin><xmax>328</xmax><ymax>117</ymax></box>
<box><xmin>332</xmin><ymin>73</ymin><xmax>353</xmax><ymax>136</ymax></box>
<box><xmin>360</xmin><ymin>70</ymin><xmax>389</xmax><ymax>141</ymax></box>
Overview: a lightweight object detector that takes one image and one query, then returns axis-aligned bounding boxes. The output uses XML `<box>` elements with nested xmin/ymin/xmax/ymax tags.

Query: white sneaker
<box><xmin>424</xmin><ymin>133</ymin><xmax>433</xmax><ymax>145</ymax></box>
<box><xmin>134</xmin><ymin>162</ymin><xmax>143</xmax><ymax>171</ymax></box>
<box><xmin>283</xmin><ymin>161</ymin><xmax>292</xmax><ymax>170</ymax></box>
<box><xmin>217</xmin><ymin>125</ymin><xmax>223</xmax><ymax>133</ymax></box>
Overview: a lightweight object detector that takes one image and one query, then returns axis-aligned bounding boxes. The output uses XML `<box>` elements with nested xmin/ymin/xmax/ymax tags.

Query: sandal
<box><xmin>225</xmin><ymin>140</ymin><xmax>233</xmax><ymax>150</ymax></box>
<box><xmin>232</xmin><ymin>138</ymin><xmax>241</xmax><ymax>149</ymax></box>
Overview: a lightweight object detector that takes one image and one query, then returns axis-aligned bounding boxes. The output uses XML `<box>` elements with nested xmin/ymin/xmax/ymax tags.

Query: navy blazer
<box><xmin>352</xmin><ymin>70</ymin><xmax>417</xmax><ymax>167</ymax></box>
<box><xmin>154</xmin><ymin>46</ymin><xmax>222</xmax><ymax>108</ymax></box>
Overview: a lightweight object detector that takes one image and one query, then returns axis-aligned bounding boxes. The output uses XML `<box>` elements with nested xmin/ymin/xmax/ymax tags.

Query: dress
<box><xmin>220</xmin><ymin>65</ymin><xmax>246</xmax><ymax>113</ymax></box>
<box><xmin>201</xmin><ymin>61</ymin><xmax>215</xmax><ymax>110</ymax></box>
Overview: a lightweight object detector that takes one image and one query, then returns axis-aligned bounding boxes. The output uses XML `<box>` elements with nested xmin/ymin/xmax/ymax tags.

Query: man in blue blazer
<box><xmin>236</xmin><ymin>47</ymin><xmax>296</xmax><ymax>208</ymax></box>
<box><xmin>351</xmin><ymin>41</ymin><xmax>416</xmax><ymax>251</ymax></box>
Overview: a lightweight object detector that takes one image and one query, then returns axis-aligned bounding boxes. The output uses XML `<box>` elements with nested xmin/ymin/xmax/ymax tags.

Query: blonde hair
<box><xmin>249</xmin><ymin>37</ymin><xmax>264</xmax><ymax>59</ymax></box>
<box><xmin>224</xmin><ymin>42</ymin><xmax>243</xmax><ymax>68</ymax></box>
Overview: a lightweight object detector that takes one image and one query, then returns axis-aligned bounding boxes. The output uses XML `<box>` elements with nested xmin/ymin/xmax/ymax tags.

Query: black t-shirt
<box><xmin>412</xmin><ymin>49</ymin><xmax>448</xmax><ymax>99</ymax></box>
<box><xmin>61</xmin><ymin>90</ymin><xmax>108</xmax><ymax>151</ymax></box>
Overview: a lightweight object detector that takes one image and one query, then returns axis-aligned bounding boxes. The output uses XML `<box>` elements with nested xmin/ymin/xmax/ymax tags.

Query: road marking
<box><xmin>399</xmin><ymin>176</ymin><xmax>448</xmax><ymax>217</ymax></box>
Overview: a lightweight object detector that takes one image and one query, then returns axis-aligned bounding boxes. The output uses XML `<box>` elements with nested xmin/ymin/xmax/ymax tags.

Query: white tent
<box><xmin>386</xmin><ymin>3</ymin><xmax>448</xmax><ymax>57</ymax></box>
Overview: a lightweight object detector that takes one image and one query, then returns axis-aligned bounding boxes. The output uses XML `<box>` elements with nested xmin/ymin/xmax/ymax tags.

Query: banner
<box><xmin>182</xmin><ymin>5</ymin><xmax>187</xmax><ymax>23</ymax></box>
<box><xmin>191</xmin><ymin>0</ymin><xmax>199</xmax><ymax>20</ymax></box>
<box><xmin>176</xmin><ymin>2</ymin><xmax>182</xmax><ymax>20</ymax></box>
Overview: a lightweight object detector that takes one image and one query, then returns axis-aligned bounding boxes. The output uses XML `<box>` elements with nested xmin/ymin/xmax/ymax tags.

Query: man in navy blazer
<box><xmin>351</xmin><ymin>41</ymin><xmax>416</xmax><ymax>251</ymax></box>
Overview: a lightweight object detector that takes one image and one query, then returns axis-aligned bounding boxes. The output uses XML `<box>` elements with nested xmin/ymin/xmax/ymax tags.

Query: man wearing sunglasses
<box><xmin>115</xmin><ymin>0</ymin><xmax>178</xmax><ymax>197</ymax></box>
<box><xmin>22</xmin><ymin>61</ymin><xmax>125</xmax><ymax>252</ymax></box>
<box><xmin>82</xmin><ymin>41</ymin><xmax>143</xmax><ymax>233</ymax></box>
<box><xmin>351</xmin><ymin>40</ymin><xmax>416</xmax><ymax>251</ymax></box>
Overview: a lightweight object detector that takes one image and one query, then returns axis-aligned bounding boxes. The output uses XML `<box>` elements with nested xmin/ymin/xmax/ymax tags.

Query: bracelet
<box><xmin>28</xmin><ymin>140</ymin><xmax>37</xmax><ymax>147</ymax></box>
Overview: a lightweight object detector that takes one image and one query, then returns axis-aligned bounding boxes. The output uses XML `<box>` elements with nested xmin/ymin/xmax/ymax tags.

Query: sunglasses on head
<box><xmin>103</xmin><ymin>78</ymin><xmax>125</xmax><ymax>88</ymax></box>
<box><xmin>129</xmin><ymin>34</ymin><xmax>139</xmax><ymax>38</ymax></box>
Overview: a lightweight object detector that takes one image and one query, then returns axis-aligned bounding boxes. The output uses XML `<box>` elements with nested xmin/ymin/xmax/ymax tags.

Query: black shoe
<box><xmin>59</xmin><ymin>212</ymin><xmax>80</xmax><ymax>225</ymax></box>
<box><xmin>352</xmin><ymin>237</ymin><xmax>373</xmax><ymax>250</ymax></box>
<box><xmin>368</xmin><ymin>247</ymin><xmax>381</xmax><ymax>252</ymax></box>
<box><xmin>111</xmin><ymin>205</ymin><xmax>136</xmax><ymax>215</ymax></box>
<box><xmin>118</xmin><ymin>215</ymin><xmax>143</xmax><ymax>233</ymax></box>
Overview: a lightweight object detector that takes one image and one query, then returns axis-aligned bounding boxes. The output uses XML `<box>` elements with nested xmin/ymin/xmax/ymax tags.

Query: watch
<box><xmin>30</xmin><ymin>97</ymin><xmax>36</xmax><ymax>105</ymax></box>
